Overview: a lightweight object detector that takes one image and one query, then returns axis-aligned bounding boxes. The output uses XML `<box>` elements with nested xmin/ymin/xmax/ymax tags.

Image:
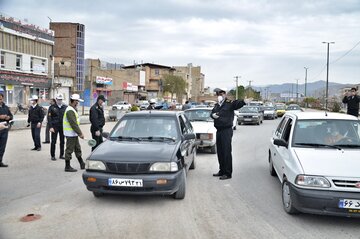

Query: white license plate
<box><xmin>108</xmin><ymin>178</ymin><xmax>143</xmax><ymax>187</ymax></box>
<box><xmin>338</xmin><ymin>199</ymin><xmax>360</xmax><ymax>209</ymax></box>
<box><xmin>199</xmin><ymin>134</ymin><xmax>209</xmax><ymax>140</ymax></box>
<box><xmin>244</xmin><ymin>119</ymin><xmax>252</xmax><ymax>121</ymax></box>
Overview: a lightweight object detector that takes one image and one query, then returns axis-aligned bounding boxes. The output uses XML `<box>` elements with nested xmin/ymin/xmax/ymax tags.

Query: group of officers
<box><xmin>0</xmin><ymin>87</ymin><xmax>359</xmax><ymax>179</ymax></box>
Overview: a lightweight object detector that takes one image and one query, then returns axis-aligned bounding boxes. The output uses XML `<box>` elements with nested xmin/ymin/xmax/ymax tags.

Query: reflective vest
<box><xmin>63</xmin><ymin>106</ymin><xmax>80</xmax><ymax>137</ymax></box>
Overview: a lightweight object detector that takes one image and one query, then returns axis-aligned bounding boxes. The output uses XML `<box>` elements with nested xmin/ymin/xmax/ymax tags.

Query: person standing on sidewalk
<box><xmin>89</xmin><ymin>95</ymin><xmax>106</xmax><ymax>151</ymax></box>
<box><xmin>342</xmin><ymin>87</ymin><xmax>360</xmax><ymax>118</ymax></box>
<box><xmin>43</xmin><ymin>98</ymin><xmax>56</xmax><ymax>144</ymax></box>
<box><xmin>210</xmin><ymin>88</ymin><xmax>245</xmax><ymax>180</ymax></box>
<box><xmin>63</xmin><ymin>94</ymin><xmax>85</xmax><ymax>172</ymax></box>
<box><xmin>27</xmin><ymin>95</ymin><xmax>45</xmax><ymax>151</ymax></box>
<box><xmin>0</xmin><ymin>93</ymin><xmax>13</xmax><ymax>167</ymax></box>
<box><xmin>48</xmin><ymin>94</ymin><xmax>67</xmax><ymax>160</ymax></box>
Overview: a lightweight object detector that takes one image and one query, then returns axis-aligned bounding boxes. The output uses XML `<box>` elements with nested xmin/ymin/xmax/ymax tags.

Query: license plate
<box><xmin>108</xmin><ymin>178</ymin><xmax>143</xmax><ymax>187</ymax></box>
<box><xmin>199</xmin><ymin>134</ymin><xmax>209</xmax><ymax>140</ymax></box>
<box><xmin>244</xmin><ymin>119</ymin><xmax>252</xmax><ymax>121</ymax></box>
<box><xmin>338</xmin><ymin>199</ymin><xmax>360</xmax><ymax>209</ymax></box>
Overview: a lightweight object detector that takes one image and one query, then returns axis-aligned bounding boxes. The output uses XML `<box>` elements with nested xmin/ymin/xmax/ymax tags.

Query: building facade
<box><xmin>50</xmin><ymin>22</ymin><xmax>84</xmax><ymax>101</ymax></box>
<box><xmin>0</xmin><ymin>13</ymin><xmax>54</xmax><ymax>105</ymax></box>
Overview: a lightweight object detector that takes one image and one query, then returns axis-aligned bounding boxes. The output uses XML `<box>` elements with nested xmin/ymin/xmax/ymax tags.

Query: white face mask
<box><xmin>217</xmin><ymin>96</ymin><xmax>223</xmax><ymax>103</ymax></box>
<box><xmin>101</xmin><ymin>102</ymin><xmax>106</xmax><ymax>107</ymax></box>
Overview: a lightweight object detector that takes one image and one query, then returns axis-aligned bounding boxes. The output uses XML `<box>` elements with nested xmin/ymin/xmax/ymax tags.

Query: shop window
<box><xmin>0</xmin><ymin>51</ymin><xmax>4</xmax><ymax>68</ymax></box>
<box><xmin>16</xmin><ymin>54</ymin><xmax>22</xmax><ymax>70</ymax></box>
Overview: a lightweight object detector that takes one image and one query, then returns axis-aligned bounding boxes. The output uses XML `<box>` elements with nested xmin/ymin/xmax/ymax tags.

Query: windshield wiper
<box><xmin>295</xmin><ymin>143</ymin><xmax>342</xmax><ymax>150</ymax></box>
<box><xmin>111</xmin><ymin>136</ymin><xmax>141</xmax><ymax>141</ymax></box>
<box><xmin>333</xmin><ymin>144</ymin><xmax>360</xmax><ymax>148</ymax></box>
<box><xmin>139</xmin><ymin>136</ymin><xmax>176</xmax><ymax>142</ymax></box>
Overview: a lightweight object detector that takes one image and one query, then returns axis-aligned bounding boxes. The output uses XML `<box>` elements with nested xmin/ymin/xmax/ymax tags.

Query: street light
<box><xmin>322</xmin><ymin>41</ymin><xmax>335</xmax><ymax>110</ymax></box>
<box><xmin>296</xmin><ymin>79</ymin><xmax>299</xmax><ymax>104</ymax></box>
<box><xmin>234</xmin><ymin>76</ymin><xmax>241</xmax><ymax>100</ymax></box>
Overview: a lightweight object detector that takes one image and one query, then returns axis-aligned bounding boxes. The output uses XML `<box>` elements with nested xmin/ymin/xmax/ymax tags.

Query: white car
<box><xmin>269</xmin><ymin>111</ymin><xmax>360</xmax><ymax>217</ymax></box>
<box><xmin>184</xmin><ymin>108</ymin><xmax>217</xmax><ymax>154</ymax></box>
<box><xmin>112</xmin><ymin>101</ymin><xmax>131</xmax><ymax>110</ymax></box>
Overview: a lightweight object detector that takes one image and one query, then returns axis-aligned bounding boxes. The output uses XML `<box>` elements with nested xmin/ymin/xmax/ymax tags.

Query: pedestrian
<box><xmin>63</xmin><ymin>94</ymin><xmax>85</xmax><ymax>172</ymax></box>
<box><xmin>0</xmin><ymin>93</ymin><xmax>13</xmax><ymax>167</ymax></box>
<box><xmin>210</xmin><ymin>88</ymin><xmax>245</xmax><ymax>180</ymax></box>
<box><xmin>89</xmin><ymin>95</ymin><xmax>106</xmax><ymax>151</ymax></box>
<box><xmin>48</xmin><ymin>94</ymin><xmax>67</xmax><ymax>160</ymax></box>
<box><xmin>342</xmin><ymin>87</ymin><xmax>360</xmax><ymax>118</ymax></box>
<box><xmin>27</xmin><ymin>95</ymin><xmax>45</xmax><ymax>151</ymax></box>
<box><xmin>43</xmin><ymin>98</ymin><xmax>56</xmax><ymax>144</ymax></box>
<box><xmin>147</xmin><ymin>99</ymin><xmax>156</xmax><ymax>110</ymax></box>
<box><xmin>182</xmin><ymin>100</ymin><xmax>191</xmax><ymax>110</ymax></box>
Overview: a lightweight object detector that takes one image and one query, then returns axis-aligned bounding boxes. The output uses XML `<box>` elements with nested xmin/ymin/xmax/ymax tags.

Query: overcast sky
<box><xmin>2</xmin><ymin>0</ymin><xmax>360</xmax><ymax>89</ymax></box>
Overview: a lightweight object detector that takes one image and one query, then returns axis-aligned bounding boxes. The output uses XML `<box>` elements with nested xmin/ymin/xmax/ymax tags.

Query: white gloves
<box><xmin>212</xmin><ymin>113</ymin><xmax>219</xmax><ymax>119</ymax></box>
<box><xmin>95</xmin><ymin>131</ymin><xmax>101</xmax><ymax>136</ymax></box>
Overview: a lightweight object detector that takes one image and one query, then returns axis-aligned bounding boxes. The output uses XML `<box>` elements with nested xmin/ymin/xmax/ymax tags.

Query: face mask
<box><xmin>101</xmin><ymin>102</ymin><xmax>106</xmax><ymax>107</ymax></box>
<box><xmin>217</xmin><ymin>96</ymin><xmax>223</xmax><ymax>103</ymax></box>
<box><xmin>57</xmin><ymin>100</ymin><xmax>62</xmax><ymax>106</ymax></box>
<box><xmin>30</xmin><ymin>100</ymin><xmax>35</xmax><ymax>105</ymax></box>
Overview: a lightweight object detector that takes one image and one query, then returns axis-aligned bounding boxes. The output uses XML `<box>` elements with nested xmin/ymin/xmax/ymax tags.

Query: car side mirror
<box><xmin>183</xmin><ymin>133</ymin><xmax>196</xmax><ymax>140</ymax></box>
<box><xmin>273</xmin><ymin>138</ymin><xmax>288</xmax><ymax>148</ymax></box>
<box><xmin>102</xmin><ymin>132</ymin><xmax>110</xmax><ymax>139</ymax></box>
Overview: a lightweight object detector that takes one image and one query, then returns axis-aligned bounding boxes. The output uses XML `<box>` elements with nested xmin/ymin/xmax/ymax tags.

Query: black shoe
<box><xmin>65</xmin><ymin>166</ymin><xmax>77</xmax><ymax>172</ymax></box>
<box><xmin>31</xmin><ymin>147</ymin><xmax>38</xmax><ymax>151</ymax></box>
<box><xmin>51</xmin><ymin>157</ymin><xmax>56</xmax><ymax>161</ymax></box>
<box><xmin>42</xmin><ymin>141</ymin><xmax>50</xmax><ymax>144</ymax></box>
<box><xmin>36</xmin><ymin>147</ymin><xmax>41</xmax><ymax>151</ymax></box>
<box><xmin>59</xmin><ymin>155</ymin><xmax>65</xmax><ymax>159</ymax></box>
<box><xmin>0</xmin><ymin>162</ymin><xmax>8</xmax><ymax>167</ymax></box>
<box><xmin>213</xmin><ymin>172</ymin><xmax>224</xmax><ymax>177</ymax></box>
<box><xmin>219</xmin><ymin>175</ymin><xmax>232</xmax><ymax>180</ymax></box>
<box><xmin>80</xmin><ymin>162</ymin><xmax>85</xmax><ymax>170</ymax></box>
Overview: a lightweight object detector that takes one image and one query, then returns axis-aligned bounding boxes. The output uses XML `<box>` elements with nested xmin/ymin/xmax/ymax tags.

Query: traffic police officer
<box><xmin>48</xmin><ymin>94</ymin><xmax>67</xmax><ymax>160</ymax></box>
<box><xmin>0</xmin><ymin>93</ymin><xmax>13</xmax><ymax>167</ymax></box>
<box><xmin>27</xmin><ymin>95</ymin><xmax>45</xmax><ymax>151</ymax></box>
<box><xmin>342</xmin><ymin>87</ymin><xmax>360</xmax><ymax>117</ymax></box>
<box><xmin>89</xmin><ymin>95</ymin><xmax>106</xmax><ymax>151</ymax></box>
<box><xmin>211</xmin><ymin>88</ymin><xmax>245</xmax><ymax>180</ymax></box>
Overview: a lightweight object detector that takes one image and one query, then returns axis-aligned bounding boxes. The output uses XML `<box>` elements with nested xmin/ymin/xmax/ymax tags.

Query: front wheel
<box><xmin>269</xmin><ymin>154</ymin><xmax>276</xmax><ymax>177</ymax></box>
<box><xmin>173</xmin><ymin>169</ymin><xmax>186</xmax><ymax>199</ymax></box>
<box><xmin>210</xmin><ymin>144</ymin><xmax>217</xmax><ymax>154</ymax></box>
<box><xmin>282</xmin><ymin>180</ymin><xmax>299</xmax><ymax>214</ymax></box>
<box><xmin>93</xmin><ymin>191</ymin><xmax>104</xmax><ymax>198</ymax></box>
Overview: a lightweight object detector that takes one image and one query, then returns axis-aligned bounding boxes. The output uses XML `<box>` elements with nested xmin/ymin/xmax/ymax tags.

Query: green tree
<box><xmin>229</xmin><ymin>86</ymin><xmax>246</xmax><ymax>100</ymax></box>
<box><xmin>162</xmin><ymin>75</ymin><xmax>187</xmax><ymax>102</ymax></box>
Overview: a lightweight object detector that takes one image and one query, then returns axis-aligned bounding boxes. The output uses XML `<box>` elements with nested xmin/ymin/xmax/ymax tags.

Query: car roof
<box><xmin>285</xmin><ymin>111</ymin><xmax>358</xmax><ymax>120</ymax></box>
<box><xmin>184</xmin><ymin>108</ymin><xmax>212</xmax><ymax>111</ymax></box>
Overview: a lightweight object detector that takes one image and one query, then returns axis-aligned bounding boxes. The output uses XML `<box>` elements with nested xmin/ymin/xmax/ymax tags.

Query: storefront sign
<box><xmin>96</xmin><ymin>76</ymin><xmax>113</xmax><ymax>85</ymax></box>
<box><xmin>122</xmin><ymin>82</ymin><xmax>138</xmax><ymax>92</ymax></box>
<box><xmin>54</xmin><ymin>77</ymin><xmax>73</xmax><ymax>87</ymax></box>
<box><xmin>0</xmin><ymin>72</ymin><xmax>51</xmax><ymax>87</ymax></box>
<box><xmin>6</xmin><ymin>84</ymin><xmax>14</xmax><ymax>91</ymax></box>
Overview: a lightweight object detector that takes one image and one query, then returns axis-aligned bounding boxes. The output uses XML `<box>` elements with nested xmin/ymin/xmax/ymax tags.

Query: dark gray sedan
<box><xmin>237</xmin><ymin>106</ymin><xmax>263</xmax><ymax>125</ymax></box>
<box><xmin>82</xmin><ymin>111</ymin><xmax>196</xmax><ymax>199</ymax></box>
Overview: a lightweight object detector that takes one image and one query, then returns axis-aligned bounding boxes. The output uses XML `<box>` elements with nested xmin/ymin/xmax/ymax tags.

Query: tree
<box><xmin>162</xmin><ymin>75</ymin><xmax>187</xmax><ymax>102</ymax></box>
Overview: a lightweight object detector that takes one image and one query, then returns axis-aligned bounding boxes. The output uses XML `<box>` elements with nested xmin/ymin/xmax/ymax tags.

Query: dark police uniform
<box><xmin>48</xmin><ymin>103</ymin><xmax>67</xmax><ymax>159</ymax></box>
<box><xmin>89</xmin><ymin>102</ymin><xmax>105</xmax><ymax>151</ymax></box>
<box><xmin>211</xmin><ymin>98</ymin><xmax>245</xmax><ymax>178</ymax></box>
<box><xmin>342</xmin><ymin>94</ymin><xmax>360</xmax><ymax>117</ymax></box>
<box><xmin>27</xmin><ymin>104</ymin><xmax>45</xmax><ymax>150</ymax></box>
<box><xmin>0</xmin><ymin>101</ymin><xmax>13</xmax><ymax>166</ymax></box>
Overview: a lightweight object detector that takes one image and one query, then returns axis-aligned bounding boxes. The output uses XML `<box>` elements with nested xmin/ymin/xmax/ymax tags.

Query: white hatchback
<box><xmin>269</xmin><ymin>111</ymin><xmax>360</xmax><ymax>217</ymax></box>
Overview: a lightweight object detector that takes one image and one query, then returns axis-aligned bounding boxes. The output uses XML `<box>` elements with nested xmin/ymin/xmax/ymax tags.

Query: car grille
<box><xmin>332</xmin><ymin>179</ymin><xmax>360</xmax><ymax>188</ymax></box>
<box><xmin>106</xmin><ymin>162</ymin><xmax>151</xmax><ymax>174</ymax></box>
<box><xmin>243</xmin><ymin>116</ymin><xmax>252</xmax><ymax>118</ymax></box>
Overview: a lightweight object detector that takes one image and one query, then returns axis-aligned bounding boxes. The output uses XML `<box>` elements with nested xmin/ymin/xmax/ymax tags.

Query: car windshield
<box><xmin>264</xmin><ymin>107</ymin><xmax>275</xmax><ymax>111</ymax></box>
<box><xmin>184</xmin><ymin>110</ymin><xmax>213</xmax><ymax>122</ymax></box>
<box><xmin>110</xmin><ymin>116</ymin><xmax>179</xmax><ymax>141</ymax></box>
<box><xmin>292</xmin><ymin>119</ymin><xmax>360</xmax><ymax>147</ymax></box>
<box><xmin>275</xmin><ymin>105</ymin><xmax>286</xmax><ymax>110</ymax></box>
<box><xmin>240</xmin><ymin>107</ymin><xmax>258</xmax><ymax>113</ymax></box>
<box><xmin>287</xmin><ymin>106</ymin><xmax>300</xmax><ymax>110</ymax></box>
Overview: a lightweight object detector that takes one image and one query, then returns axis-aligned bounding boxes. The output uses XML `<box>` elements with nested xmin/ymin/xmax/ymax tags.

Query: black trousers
<box><xmin>347</xmin><ymin>110</ymin><xmax>359</xmax><ymax>118</ymax></box>
<box><xmin>216</xmin><ymin>127</ymin><xmax>233</xmax><ymax>177</ymax></box>
<box><xmin>31</xmin><ymin>123</ymin><xmax>41</xmax><ymax>149</ymax></box>
<box><xmin>44</xmin><ymin>123</ymin><xmax>50</xmax><ymax>142</ymax></box>
<box><xmin>51</xmin><ymin>127</ymin><xmax>65</xmax><ymax>157</ymax></box>
<box><xmin>0</xmin><ymin>129</ymin><xmax>9</xmax><ymax>163</ymax></box>
<box><xmin>91</xmin><ymin>128</ymin><xmax>103</xmax><ymax>151</ymax></box>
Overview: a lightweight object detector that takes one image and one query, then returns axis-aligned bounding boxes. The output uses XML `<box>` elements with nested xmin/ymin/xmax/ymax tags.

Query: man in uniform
<box><xmin>0</xmin><ymin>93</ymin><xmax>13</xmax><ymax>167</ymax></box>
<box><xmin>342</xmin><ymin>87</ymin><xmax>360</xmax><ymax>118</ymax></box>
<box><xmin>48</xmin><ymin>94</ymin><xmax>67</xmax><ymax>160</ymax></box>
<box><xmin>211</xmin><ymin>88</ymin><xmax>245</xmax><ymax>180</ymax></box>
<box><xmin>89</xmin><ymin>95</ymin><xmax>106</xmax><ymax>151</ymax></box>
<box><xmin>27</xmin><ymin>95</ymin><xmax>45</xmax><ymax>151</ymax></box>
<box><xmin>63</xmin><ymin>94</ymin><xmax>85</xmax><ymax>172</ymax></box>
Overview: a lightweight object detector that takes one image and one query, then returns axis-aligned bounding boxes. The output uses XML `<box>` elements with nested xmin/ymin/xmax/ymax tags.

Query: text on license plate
<box><xmin>108</xmin><ymin>178</ymin><xmax>143</xmax><ymax>187</ymax></box>
<box><xmin>338</xmin><ymin>199</ymin><xmax>360</xmax><ymax>209</ymax></box>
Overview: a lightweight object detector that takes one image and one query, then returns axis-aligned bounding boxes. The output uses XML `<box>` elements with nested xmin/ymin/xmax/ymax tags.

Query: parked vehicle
<box><xmin>263</xmin><ymin>106</ymin><xmax>277</xmax><ymax>119</ymax></box>
<box><xmin>237</xmin><ymin>106</ymin><xmax>263</xmax><ymax>125</ymax></box>
<box><xmin>112</xmin><ymin>101</ymin><xmax>131</xmax><ymax>110</ymax></box>
<box><xmin>139</xmin><ymin>101</ymin><xmax>149</xmax><ymax>110</ymax></box>
<box><xmin>269</xmin><ymin>111</ymin><xmax>360</xmax><ymax>217</ymax></box>
<box><xmin>82</xmin><ymin>111</ymin><xmax>196</xmax><ymax>199</ymax></box>
<box><xmin>184</xmin><ymin>108</ymin><xmax>217</xmax><ymax>154</ymax></box>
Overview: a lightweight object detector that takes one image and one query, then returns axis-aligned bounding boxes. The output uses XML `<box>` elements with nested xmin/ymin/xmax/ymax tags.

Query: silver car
<box><xmin>269</xmin><ymin>112</ymin><xmax>360</xmax><ymax>217</ymax></box>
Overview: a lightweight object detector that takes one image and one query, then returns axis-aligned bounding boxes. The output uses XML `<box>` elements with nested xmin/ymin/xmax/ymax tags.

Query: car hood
<box><xmin>293</xmin><ymin>148</ymin><xmax>360</xmax><ymax>177</ymax></box>
<box><xmin>90</xmin><ymin>140</ymin><xmax>180</xmax><ymax>162</ymax></box>
<box><xmin>264</xmin><ymin>110</ymin><xmax>275</xmax><ymax>114</ymax></box>
<box><xmin>190</xmin><ymin>121</ymin><xmax>216</xmax><ymax>134</ymax></box>
<box><xmin>239</xmin><ymin>113</ymin><xmax>258</xmax><ymax>116</ymax></box>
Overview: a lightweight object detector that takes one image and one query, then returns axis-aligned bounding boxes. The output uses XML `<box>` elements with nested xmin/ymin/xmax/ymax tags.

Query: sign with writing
<box><xmin>122</xmin><ymin>82</ymin><xmax>138</xmax><ymax>92</ymax></box>
<box><xmin>96</xmin><ymin>76</ymin><xmax>113</xmax><ymax>85</ymax></box>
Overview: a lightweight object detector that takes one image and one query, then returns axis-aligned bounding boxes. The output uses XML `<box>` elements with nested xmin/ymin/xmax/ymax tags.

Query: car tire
<box><xmin>269</xmin><ymin>153</ymin><xmax>277</xmax><ymax>177</ymax></box>
<box><xmin>173</xmin><ymin>169</ymin><xmax>186</xmax><ymax>199</ymax></box>
<box><xmin>257</xmin><ymin>121</ymin><xmax>260</xmax><ymax>125</ymax></box>
<box><xmin>93</xmin><ymin>191</ymin><xmax>104</xmax><ymax>198</ymax></box>
<box><xmin>238</xmin><ymin>121</ymin><xmax>241</xmax><ymax>125</ymax></box>
<box><xmin>210</xmin><ymin>144</ymin><xmax>217</xmax><ymax>154</ymax></box>
<box><xmin>282</xmin><ymin>180</ymin><xmax>299</xmax><ymax>214</ymax></box>
<box><xmin>233</xmin><ymin>125</ymin><xmax>237</xmax><ymax>130</ymax></box>
<box><xmin>190</xmin><ymin>149</ymin><xmax>196</xmax><ymax>170</ymax></box>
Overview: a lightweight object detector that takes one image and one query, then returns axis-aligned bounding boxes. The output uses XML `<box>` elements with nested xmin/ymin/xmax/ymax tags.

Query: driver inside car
<box><xmin>324</xmin><ymin>123</ymin><xmax>345</xmax><ymax>144</ymax></box>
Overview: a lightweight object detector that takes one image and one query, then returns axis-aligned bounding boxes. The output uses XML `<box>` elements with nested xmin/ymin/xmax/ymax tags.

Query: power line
<box><xmin>330</xmin><ymin>40</ymin><xmax>360</xmax><ymax>64</ymax></box>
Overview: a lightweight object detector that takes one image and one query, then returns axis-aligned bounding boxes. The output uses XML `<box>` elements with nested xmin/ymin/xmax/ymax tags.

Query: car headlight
<box><xmin>295</xmin><ymin>175</ymin><xmax>331</xmax><ymax>188</ymax></box>
<box><xmin>149</xmin><ymin>162</ymin><xmax>178</xmax><ymax>172</ymax></box>
<box><xmin>252</xmin><ymin>115</ymin><xmax>259</xmax><ymax>118</ymax></box>
<box><xmin>86</xmin><ymin>160</ymin><xmax>106</xmax><ymax>171</ymax></box>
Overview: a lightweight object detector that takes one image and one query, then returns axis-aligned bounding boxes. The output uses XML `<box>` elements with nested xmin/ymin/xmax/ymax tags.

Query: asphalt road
<box><xmin>1</xmin><ymin>119</ymin><xmax>360</xmax><ymax>239</ymax></box>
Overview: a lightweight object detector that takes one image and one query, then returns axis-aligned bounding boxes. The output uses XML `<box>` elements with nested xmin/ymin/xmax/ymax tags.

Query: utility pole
<box><xmin>322</xmin><ymin>41</ymin><xmax>335</xmax><ymax>110</ymax></box>
<box><xmin>296</xmin><ymin>79</ymin><xmax>299</xmax><ymax>104</ymax></box>
<box><xmin>234</xmin><ymin>76</ymin><xmax>241</xmax><ymax>100</ymax></box>
<box><xmin>304</xmin><ymin>67</ymin><xmax>308</xmax><ymax>108</ymax></box>
<box><xmin>247</xmin><ymin>80</ymin><xmax>253</xmax><ymax>98</ymax></box>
